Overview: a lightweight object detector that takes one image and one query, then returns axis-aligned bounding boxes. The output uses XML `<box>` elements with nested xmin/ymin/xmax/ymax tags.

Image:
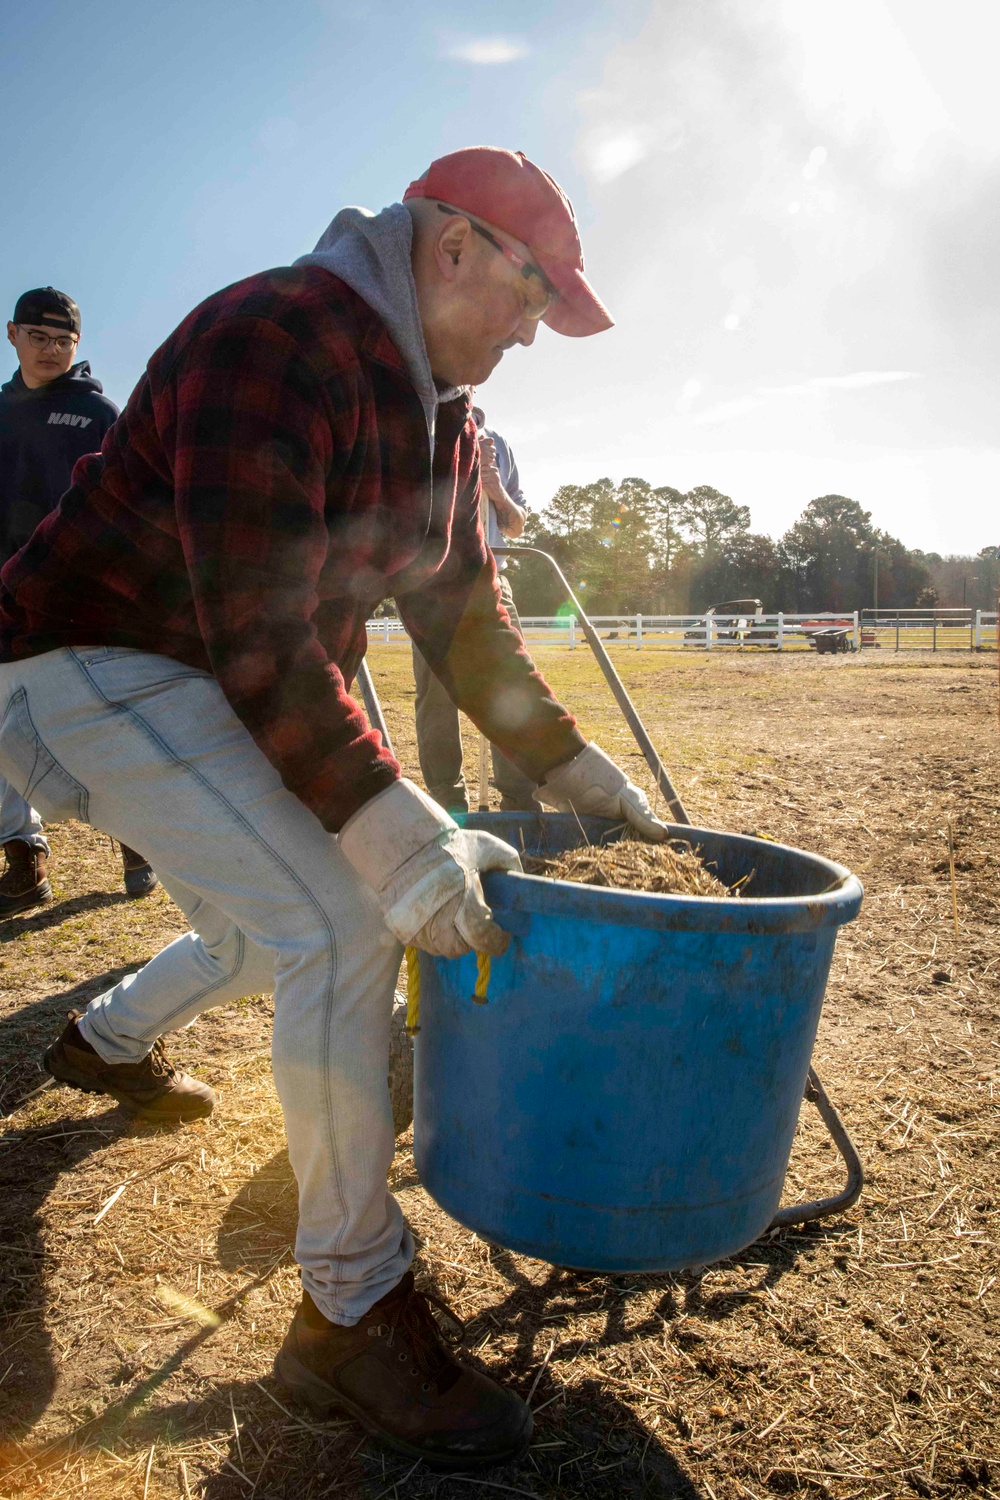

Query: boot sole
<box><xmin>0</xmin><ymin>880</ymin><xmax>53</xmax><ymax>915</ymax></box>
<box><xmin>273</xmin><ymin>1347</ymin><xmax>532</xmax><ymax>1472</ymax></box>
<box><xmin>43</xmin><ymin>1046</ymin><xmax>214</xmax><ymax>1123</ymax></box>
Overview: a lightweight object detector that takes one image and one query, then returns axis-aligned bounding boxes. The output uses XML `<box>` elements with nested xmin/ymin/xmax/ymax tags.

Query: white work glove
<box><xmin>535</xmin><ymin>742</ymin><xmax>669</xmax><ymax>842</ymax></box>
<box><xmin>339</xmin><ymin>778</ymin><xmax>521</xmax><ymax>958</ymax></box>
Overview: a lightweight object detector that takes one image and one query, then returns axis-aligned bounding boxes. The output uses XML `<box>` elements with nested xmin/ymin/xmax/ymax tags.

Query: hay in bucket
<box><xmin>523</xmin><ymin>835</ymin><xmax>748</xmax><ymax>898</ymax></box>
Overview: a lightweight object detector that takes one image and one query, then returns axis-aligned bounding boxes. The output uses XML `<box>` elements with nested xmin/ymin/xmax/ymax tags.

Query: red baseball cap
<box><xmin>403</xmin><ymin>146</ymin><xmax>613</xmax><ymax>338</ymax></box>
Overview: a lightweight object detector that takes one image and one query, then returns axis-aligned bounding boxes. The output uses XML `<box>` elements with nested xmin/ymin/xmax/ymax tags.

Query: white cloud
<box><xmin>668</xmin><ymin>370</ymin><xmax>919</xmax><ymax>428</ymax></box>
<box><xmin>677</xmin><ymin>372</ymin><xmax>916</xmax><ymax>422</ymax></box>
<box><xmin>809</xmin><ymin>371</ymin><xmax>916</xmax><ymax>391</ymax></box>
<box><xmin>445</xmin><ymin>37</ymin><xmax>528</xmax><ymax>65</ymax></box>
<box><xmin>802</xmin><ymin>145</ymin><xmax>827</xmax><ymax>180</ymax></box>
<box><xmin>587</xmin><ymin>131</ymin><xmax>649</xmax><ymax>183</ymax></box>
<box><xmin>675</xmin><ymin>377</ymin><xmax>705</xmax><ymax>413</ymax></box>
<box><xmin>576</xmin><ymin>82</ymin><xmax>684</xmax><ymax>185</ymax></box>
<box><xmin>761</xmin><ymin>372</ymin><xmax>917</xmax><ymax>396</ymax></box>
<box><xmin>687</xmin><ymin>396</ymin><xmax>765</xmax><ymax>426</ymax></box>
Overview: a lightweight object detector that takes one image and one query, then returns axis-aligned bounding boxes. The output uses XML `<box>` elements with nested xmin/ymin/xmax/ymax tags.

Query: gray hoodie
<box><xmin>294</xmin><ymin>203</ymin><xmax>462</xmax><ymax>457</ymax></box>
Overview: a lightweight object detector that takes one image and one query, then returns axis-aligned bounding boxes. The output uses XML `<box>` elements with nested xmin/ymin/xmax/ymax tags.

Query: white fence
<box><xmin>366</xmin><ymin>609</ymin><xmax>1000</xmax><ymax>652</ymax></box>
<box><xmin>368</xmin><ymin>612</ymin><xmax>862</xmax><ymax>651</ymax></box>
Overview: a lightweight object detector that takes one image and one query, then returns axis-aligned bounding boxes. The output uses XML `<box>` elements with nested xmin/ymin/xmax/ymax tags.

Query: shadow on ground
<box><xmin>0</xmin><ymin>967</ymin><xmax>159</xmax><ymax>1461</ymax></box>
<box><xmin>0</xmin><ymin>890</ymin><xmax>131</xmax><ymax>947</ymax></box>
<box><xmin>217</xmin><ymin>1147</ymin><xmax>298</xmax><ymax>1274</ymax></box>
<box><xmin>0</xmin><ymin>1105</ymin><xmax>131</xmax><ymax>1456</ymax></box>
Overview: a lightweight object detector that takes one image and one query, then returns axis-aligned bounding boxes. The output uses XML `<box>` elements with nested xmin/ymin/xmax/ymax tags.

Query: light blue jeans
<box><xmin>0</xmin><ymin>772</ymin><xmax>49</xmax><ymax>853</ymax></box>
<box><xmin>0</xmin><ymin>646</ymin><xmax>411</xmax><ymax>1324</ymax></box>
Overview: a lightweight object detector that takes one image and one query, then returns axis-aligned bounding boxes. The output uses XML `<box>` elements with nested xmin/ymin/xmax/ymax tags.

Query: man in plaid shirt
<box><xmin>0</xmin><ymin>147</ymin><xmax>666</xmax><ymax>1468</ymax></box>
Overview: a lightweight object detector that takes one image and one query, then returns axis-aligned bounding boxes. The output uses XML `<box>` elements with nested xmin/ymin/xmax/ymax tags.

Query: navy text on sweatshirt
<box><xmin>0</xmin><ymin>361</ymin><xmax>119</xmax><ymax>566</ymax></box>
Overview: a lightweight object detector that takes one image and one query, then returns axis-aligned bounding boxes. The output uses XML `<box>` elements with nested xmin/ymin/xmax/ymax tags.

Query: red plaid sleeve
<box><xmin>397</xmin><ymin>458</ymin><xmax>585</xmax><ymax>783</ymax></box>
<box><xmin>168</xmin><ymin>315</ymin><xmax>399</xmax><ymax>828</ymax></box>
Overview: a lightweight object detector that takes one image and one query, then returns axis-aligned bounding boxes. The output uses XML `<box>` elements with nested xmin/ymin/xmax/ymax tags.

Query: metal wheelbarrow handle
<box><xmin>493</xmin><ymin>546</ymin><xmax>690</xmax><ymax>825</ymax></box>
<box><xmin>356</xmin><ymin>656</ymin><xmax>393</xmax><ymax>753</ymax></box>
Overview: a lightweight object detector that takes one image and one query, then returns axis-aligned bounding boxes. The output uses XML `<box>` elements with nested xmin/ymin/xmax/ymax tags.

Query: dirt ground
<box><xmin>1</xmin><ymin>645</ymin><xmax>997</xmax><ymax>1500</ymax></box>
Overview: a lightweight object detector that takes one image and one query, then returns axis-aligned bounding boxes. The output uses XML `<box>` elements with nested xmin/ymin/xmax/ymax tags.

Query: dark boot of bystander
<box><xmin>120</xmin><ymin>843</ymin><xmax>159</xmax><ymax>899</ymax></box>
<box><xmin>0</xmin><ymin>838</ymin><xmax>52</xmax><ymax>914</ymax></box>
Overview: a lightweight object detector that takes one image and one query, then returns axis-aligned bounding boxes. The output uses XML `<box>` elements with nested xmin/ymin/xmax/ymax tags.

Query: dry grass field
<box><xmin>1</xmin><ymin>644</ymin><xmax>997</xmax><ymax>1500</ymax></box>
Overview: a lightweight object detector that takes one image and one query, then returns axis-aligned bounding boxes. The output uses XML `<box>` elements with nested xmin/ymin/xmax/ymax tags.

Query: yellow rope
<box><xmin>473</xmin><ymin>951</ymin><xmax>491</xmax><ymax>1005</ymax></box>
<box><xmin>404</xmin><ymin>945</ymin><xmax>421</xmax><ymax>1034</ymax></box>
<box><xmin>403</xmin><ymin>946</ymin><xmax>492</xmax><ymax>1031</ymax></box>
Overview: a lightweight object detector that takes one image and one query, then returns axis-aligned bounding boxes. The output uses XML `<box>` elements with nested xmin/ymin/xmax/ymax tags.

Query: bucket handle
<box><xmin>768</xmin><ymin>1067</ymin><xmax>864</xmax><ymax>1229</ymax></box>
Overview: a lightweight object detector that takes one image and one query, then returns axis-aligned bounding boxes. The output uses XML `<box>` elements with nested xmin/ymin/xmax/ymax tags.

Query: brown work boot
<box><xmin>0</xmin><ymin>839</ymin><xmax>52</xmax><ymax>915</ymax></box>
<box><xmin>120</xmin><ymin>843</ymin><xmax>159</xmax><ymax>899</ymax></box>
<box><xmin>43</xmin><ymin>1011</ymin><xmax>215</xmax><ymax>1122</ymax></box>
<box><xmin>274</xmin><ymin>1273</ymin><xmax>531</xmax><ymax>1470</ymax></box>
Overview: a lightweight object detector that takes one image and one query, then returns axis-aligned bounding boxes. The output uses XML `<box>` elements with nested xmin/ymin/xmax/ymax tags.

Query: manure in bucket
<box><xmin>523</xmin><ymin>836</ymin><xmax>749</xmax><ymax>898</ymax></box>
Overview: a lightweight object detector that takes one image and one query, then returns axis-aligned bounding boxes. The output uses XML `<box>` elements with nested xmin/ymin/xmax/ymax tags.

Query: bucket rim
<box><xmin>472</xmin><ymin>814</ymin><xmax>864</xmax><ymax>935</ymax></box>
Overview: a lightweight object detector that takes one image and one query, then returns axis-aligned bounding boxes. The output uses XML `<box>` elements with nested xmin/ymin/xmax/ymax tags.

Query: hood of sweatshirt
<box><xmin>1</xmin><ymin>360</ymin><xmax>105</xmax><ymax>401</ymax></box>
<box><xmin>294</xmin><ymin>203</ymin><xmax>464</xmax><ymax>451</ymax></box>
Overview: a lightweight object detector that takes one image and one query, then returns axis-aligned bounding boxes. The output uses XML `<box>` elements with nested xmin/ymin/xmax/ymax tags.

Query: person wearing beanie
<box><xmin>0</xmin><ymin>149</ymin><xmax>655</xmax><ymax>1468</ymax></box>
<box><xmin>0</xmin><ymin>289</ymin><xmax>158</xmax><ymax>907</ymax></box>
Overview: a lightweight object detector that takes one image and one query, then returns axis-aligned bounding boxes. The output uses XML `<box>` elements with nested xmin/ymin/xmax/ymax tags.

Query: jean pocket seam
<box><xmin>0</xmin><ymin>689</ymin><xmax>89</xmax><ymax>823</ymax></box>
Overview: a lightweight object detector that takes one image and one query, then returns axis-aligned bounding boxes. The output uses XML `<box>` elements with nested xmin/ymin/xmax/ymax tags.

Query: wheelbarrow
<box><xmin>811</xmin><ymin>627</ymin><xmax>853</xmax><ymax>655</ymax></box>
<box><xmin>357</xmin><ymin>550</ymin><xmax>865</xmax><ymax>1269</ymax></box>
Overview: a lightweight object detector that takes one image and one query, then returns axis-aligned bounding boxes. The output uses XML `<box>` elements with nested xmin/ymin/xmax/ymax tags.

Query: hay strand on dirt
<box><xmin>948</xmin><ymin>817</ymin><xmax>960</xmax><ymax>937</ymax></box>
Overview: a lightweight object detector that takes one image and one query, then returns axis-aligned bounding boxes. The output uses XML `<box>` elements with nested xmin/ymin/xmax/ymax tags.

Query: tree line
<box><xmin>507</xmin><ymin>480</ymin><xmax>999</xmax><ymax>616</ymax></box>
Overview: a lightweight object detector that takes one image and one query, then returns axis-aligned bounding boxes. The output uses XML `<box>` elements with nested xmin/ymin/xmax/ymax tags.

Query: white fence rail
<box><xmin>367</xmin><ymin>609</ymin><xmax>1000</xmax><ymax>652</ymax></box>
<box><xmin>367</xmin><ymin>612</ymin><xmax>864</xmax><ymax>651</ymax></box>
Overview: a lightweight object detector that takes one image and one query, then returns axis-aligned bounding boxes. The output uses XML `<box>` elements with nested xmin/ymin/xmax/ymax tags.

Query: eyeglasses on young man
<box><xmin>15</xmin><ymin>326</ymin><xmax>79</xmax><ymax>354</ymax></box>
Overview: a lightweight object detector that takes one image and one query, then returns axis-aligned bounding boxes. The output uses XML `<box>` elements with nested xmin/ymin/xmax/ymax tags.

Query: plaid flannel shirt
<box><xmin>0</xmin><ymin>267</ymin><xmax>583</xmax><ymax>830</ymax></box>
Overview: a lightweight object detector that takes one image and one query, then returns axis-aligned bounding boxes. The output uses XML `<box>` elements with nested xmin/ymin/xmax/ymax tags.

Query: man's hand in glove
<box><xmin>535</xmin><ymin>742</ymin><xmax>669</xmax><ymax>842</ymax></box>
<box><xmin>340</xmin><ymin>779</ymin><xmax>520</xmax><ymax>958</ymax></box>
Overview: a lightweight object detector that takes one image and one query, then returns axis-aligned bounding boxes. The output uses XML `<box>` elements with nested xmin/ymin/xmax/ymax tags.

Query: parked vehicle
<box><xmin>684</xmin><ymin>599</ymin><xmax>765</xmax><ymax>646</ymax></box>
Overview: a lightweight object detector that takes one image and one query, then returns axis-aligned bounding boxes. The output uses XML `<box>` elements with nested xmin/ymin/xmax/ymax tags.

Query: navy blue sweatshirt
<box><xmin>0</xmin><ymin>362</ymin><xmax>119</xmax><ymax>566</ymax></box>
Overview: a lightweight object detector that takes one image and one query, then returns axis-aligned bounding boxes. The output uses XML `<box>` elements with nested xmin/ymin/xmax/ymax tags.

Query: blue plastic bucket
<box><xmin>413</xmin><ymin>814</ymin><xmax>862</xmax><ymax>1272</ymax></box>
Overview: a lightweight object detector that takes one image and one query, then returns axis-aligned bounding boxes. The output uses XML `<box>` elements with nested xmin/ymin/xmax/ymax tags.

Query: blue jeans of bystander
<box><xmin>0</xmin><ymin>772</ymin><xmax>49</xmax><ymax>852</ymax></box>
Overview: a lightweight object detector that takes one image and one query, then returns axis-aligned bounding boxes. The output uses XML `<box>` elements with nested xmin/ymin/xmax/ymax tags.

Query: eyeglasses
<box><xmin>436</xmin><ymin>203</ymin><xmax>556</xmax><ymax>320</ymax></box>
<box><xmin>17</xmin><ymin>326</ymin><xmax>78</xmax><ymax>353</ymax></box>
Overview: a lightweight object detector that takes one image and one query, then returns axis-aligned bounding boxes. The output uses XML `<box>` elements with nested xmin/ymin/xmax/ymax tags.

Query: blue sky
<box><xmin>3</xmin><ymin>0</ymin><xmax>997</xmax><ymax>554</ymax></box>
